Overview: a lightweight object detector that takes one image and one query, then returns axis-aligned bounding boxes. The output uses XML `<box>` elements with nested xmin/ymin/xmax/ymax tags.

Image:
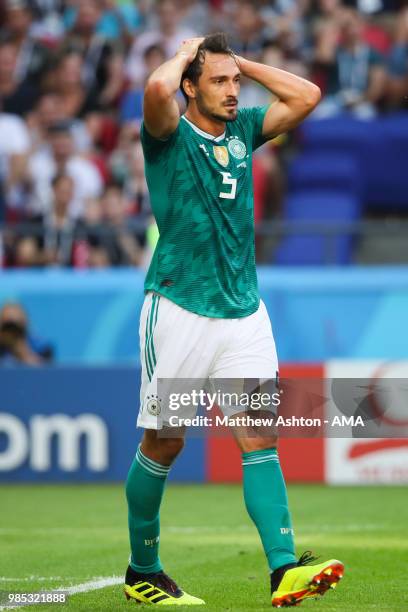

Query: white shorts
<box><xmin>137</xmin><ymin>292</ymin><xmax>279</xmax><ymax>429</ymax></box>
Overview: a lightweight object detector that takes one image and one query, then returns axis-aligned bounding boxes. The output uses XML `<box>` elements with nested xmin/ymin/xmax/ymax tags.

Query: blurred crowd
<box><xmin>0</xmin><ymin>0</ymin><xmax>407</xmax><ymax>269</ymax></box>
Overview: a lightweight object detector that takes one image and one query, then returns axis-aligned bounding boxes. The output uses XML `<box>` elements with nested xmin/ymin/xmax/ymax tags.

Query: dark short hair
<box><xmin>144</xmin><ymin>43</ymin><xmax>165</xmax><ymax>61</ymax></box>
<box><xmin>180</xmin><ymin>32</ymin><xmax>234</xmax><ymax>104</ymax></box>
<box><xmin>103</xmin><ymin>182</ymin><xmax>123</xmax><ymax>195</ymax></box>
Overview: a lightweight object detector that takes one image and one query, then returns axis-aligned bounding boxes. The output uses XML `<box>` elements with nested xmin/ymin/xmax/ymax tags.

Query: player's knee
<box><xmin>141</xmin><ymin>430</ymin><xmax>184</xmax><ymax>465</ymax></box>
<box><xmin>238</xmin><ymin>436</ymin><xmax>278</xmax><ymax>453</ymax></box>
<box><xmin>157</xmin><ymin>437</ymin><xmax>185</xmax><ymax>464</ymax></box>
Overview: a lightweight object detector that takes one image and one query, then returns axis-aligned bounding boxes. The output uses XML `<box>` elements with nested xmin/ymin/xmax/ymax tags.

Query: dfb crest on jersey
<box><xmin>213</xmin><ymin>145</ymin><xmax>229</xmax><ymax>167</ymax></box>
<box><xmin>228</xmin><ymin>138</ymin><xmax>246</xmax><ymax>160</ymax></box>
<box><xmin>145</xmin><ymin>394</ymin><xmax>162</xmax><ymax>416</ymax></box>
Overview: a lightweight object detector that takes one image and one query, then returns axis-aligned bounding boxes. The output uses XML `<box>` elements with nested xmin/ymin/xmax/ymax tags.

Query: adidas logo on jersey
<box><xmin>198</xmin><ymin>144</ymin><xmax>209</xmax><ymax>156</ymax></box>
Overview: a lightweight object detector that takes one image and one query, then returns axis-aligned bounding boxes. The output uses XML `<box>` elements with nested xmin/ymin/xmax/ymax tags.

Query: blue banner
<box><xmin>0</xmin><ymin>367</ymin><xmax>205</xmax><ymax>482</ymax></box>
<box><xmin>0</xmin><ymin>267</ymin><xmax>407</xmax><ymax>362</ymax></box>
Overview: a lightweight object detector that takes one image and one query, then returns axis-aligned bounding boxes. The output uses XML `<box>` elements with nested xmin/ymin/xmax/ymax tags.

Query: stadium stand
<box><xmin>274</xmin><ymin>191</ymin><xmax>361</xmax><ymax>265</ymax></box>
<box><xmin>0</xmin><ymin>0</ymin><xmax>407</xmax><ymax>268</ymax></box>
<box><xmin>288</xmin><ymin>153</ymin><xmax>362</xmax><ymax>197</ymax></box>
<box><xmin>298</xmin><ymin>114</ymin><xmax>408</xmax><ymax>212</ymax></box>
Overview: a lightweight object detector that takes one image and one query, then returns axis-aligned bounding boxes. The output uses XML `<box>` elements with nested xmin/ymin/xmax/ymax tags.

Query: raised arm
<box><xmin>143</xmin><ymin>38</ymin><xmax>204</xmax><ymax>139</ymax></box>
<box><xmin>236</xmin><ymin>57</ymin><xmax>321</xmax><ymax>139</ymax></box>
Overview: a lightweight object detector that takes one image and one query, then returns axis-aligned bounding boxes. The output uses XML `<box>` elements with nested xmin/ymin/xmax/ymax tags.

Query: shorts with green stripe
<box><xmin>138</xmin><ymin>292</ymin><xmax>278</xmax><ymax>430</ymax></box>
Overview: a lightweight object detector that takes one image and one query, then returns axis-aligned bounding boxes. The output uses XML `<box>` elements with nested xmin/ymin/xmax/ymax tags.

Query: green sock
<box><xmin>242</xmin><ymin>447</ymin><xmax>297</xmax><ymax>571</ymax></box>
<box><xmin>125</xmin><ymin>445</ymin><xmax>170</xmax><ymax>574</ymax></box>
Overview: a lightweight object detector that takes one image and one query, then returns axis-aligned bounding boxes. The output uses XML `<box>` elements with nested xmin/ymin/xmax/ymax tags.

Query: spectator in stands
<box><xmin>178</xmin><ymin>0</ymin><xmax>212</xmax><ymax>35</ymax></box>
<box><xmin>260</xmin><ymin>0</ymin><xmax>307</xmax><ymax>58</ymax></box>
<box><xmin>125</xmin><ymin>0</ymin><xmax>197</xmax><ymax>86</ymax></box>
<box><xmin>0</xmin><ymin>102</ymin><xmax>30</xmax><ymax>217</ymax></box>
<box><xmin>25</xmin><ymin>0</ymin><xmax>65</xmax><ymax>42</ymax></box>
<box><xmin>123</xmin><ymin>140</ymin><xmax>151</xmax><ymax>218</ymax></box>
<box><xmin>262</xmin><ymin>41</ymin><xmax>309</xmax><ymax>81</ymax></box>
<box><xmin>99</xmin><ymin>183</ymin><xmax>144</xmax><ymax>266</ymax></box>
<box><xmin>95</xmin><ymin>0</ymin><xmax>142</xmax><ymax>44</ymax></box>
<box><xmin>387</xmin><ymin>6</ymin><xmax>408</xmax><ymax>109</ymax></box>
<box><xmin>51</xmin><ymin>50</ymin><xmax>102</xmax><ymax>119</ymax></box>
<box><xmin>43</xmin><ymin>49</ymin><xmax>102</xmax><ymax>149</ymax></box>
<box><xmin>63</xmin><ymin>0</ymin><xmax>142</xmax><ymax>45</ymax></box>
<box><xmin>34</xmin><ymin>172</ymin><xmax>76</xmax><ymax>266</ymax></box>
<box><xmin>309</xmin><ymin>0</ymin><xmax>346</xmax><ymax>23</ymax></box>
<box><xmin>81</xmin><ymin>196</ymin><xmax>103</xmax><ymax>228</ymax></box>
<box><xmin>0</xmin><ymin>301</ymin><xmax>54</xmax><ymax>365</ymax></box>
<box><xmin>1</xmin><ymin>0</ymin><xmax>51</xmax><ymax>84</ymax></box>
<box><xmin>11</xmin><ymin>234</ymin><xmax>43</xmax><ymax>266</ymax></box>
<box><xmin>110</xmin><ymin>124</ymin><xmax>151</xmax><ymax>217</ymax></box>
<box><xmin>230</xmin><ymin>2</ymin><xmax>266</xmax><ymax>61</ymax></box>
<box><xmin>110</xmin><ymin>122</ymin><xmax>138</xmax><ymax>184</ymax></box>
<box><xmin>0</xmin><ymin>36</ymin><xmax>40</xmax><ymax>116</ymax></box>
<box><xmin>62</xmin><ymin>0</ymin><xmax>124</xmax><ymax>110</ymax></box>
<box><xmin>69</xmin><ymin>196</ymin><xmax>106</xmax><ymax>268</ymax></box>
<box><xmin>28</xmin><ymin>120</ymin><xmax>103</xmax><ymax>219</ymax></box>
<box><xmin>120</xmin><ymin>44</ymin><xmax>166</xmax><ymax>123</ymax></box>
<box><xmin>6</xmin><ymin>173</ymin><xmax>76</xmax><ymax>268</ymax></box>
<box><xmin>314</xmin><ymin>8</ymin><xmax>387</xmax><ymax>117</ymax></box>
<box><xmin>73</xmin><ymin>185</ymin><xmax>144</xmax><ymax>268</ymax></box>
<box><xmin>26</xmin><ymin>92</ymin><xmax>62</xmax><ymax>153</ymax></box>
<box><xmin>26</xmin><ymin>92</ymin><xmax>90</xmax><ymax>155</ymax></box>
<box><xmin>227</xmin><ymin>4</ymin><xmax>272</xmax><ymax>108</ymax></box>
<box><xmin>86</xmin><ymin>243</ymin><xmax>112</xmax><ymax>267</ymax></box>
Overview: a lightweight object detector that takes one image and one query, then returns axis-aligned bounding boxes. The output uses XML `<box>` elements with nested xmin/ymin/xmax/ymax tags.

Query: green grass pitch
<box><xmin>1</xmin><ymin>483</ymin><xmax>407</xmax><ymax>611</ymax></box>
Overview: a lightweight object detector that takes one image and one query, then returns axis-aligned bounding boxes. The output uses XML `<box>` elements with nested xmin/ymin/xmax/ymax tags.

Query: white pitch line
<box><xmin>0</xmin><ymin>576</ymin><xmax>122</xmax><ymax>610</ymax></box>
<box><xmin>62</xmin><ymin>575</ymin><xmax>122</xmax><ymax>595</ymax></box>
<box><xmin>0</xmin><ymin>578</ymin><xmax>69</xmax><ymax>583</ymax></box>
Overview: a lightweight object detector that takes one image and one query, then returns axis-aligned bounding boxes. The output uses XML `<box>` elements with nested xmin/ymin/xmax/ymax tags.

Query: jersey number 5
<box><xmin>219</xmin><ymin>172</ymin><xmax>237</xmax><ymax>200</ymax></box>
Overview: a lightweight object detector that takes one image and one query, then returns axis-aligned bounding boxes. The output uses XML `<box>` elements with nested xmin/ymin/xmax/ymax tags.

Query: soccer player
<box><xmin>124</xmin><ymin>33</ymin><xmax>344</xmax><ymax>607</ymax></box>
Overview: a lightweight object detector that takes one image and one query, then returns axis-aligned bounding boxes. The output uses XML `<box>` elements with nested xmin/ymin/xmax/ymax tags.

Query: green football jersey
<box><xmin>141</xmin><ymin>106</ymin><xmax>269</xmax><ymax>318</ymax></box>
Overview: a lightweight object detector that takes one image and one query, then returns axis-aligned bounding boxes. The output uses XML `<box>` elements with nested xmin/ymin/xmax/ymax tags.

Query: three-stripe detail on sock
<box><xmin>135</xmin><ymin>445</ymin><xmax>170</xmax><ymax>478</ymax></box>
<box><xmin>144</xmin><ymin>294</ymin><xmax>160</xmax><ymax>382</ymax></box>
<box><xmin>242</xmin><ymin>450</ymin><xmax>279</xmax><ymax>467</ymax></box>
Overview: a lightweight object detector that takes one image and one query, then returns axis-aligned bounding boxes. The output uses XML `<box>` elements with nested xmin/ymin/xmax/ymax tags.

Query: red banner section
<box><xmin>207</xmin><ymin>364</ymin><xmax>325</xmax><ymax>483</ymax></box>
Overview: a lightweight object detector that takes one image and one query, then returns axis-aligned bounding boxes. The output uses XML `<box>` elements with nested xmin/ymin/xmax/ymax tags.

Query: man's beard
<box><xmin>196</xmin><ymin>93</ymin><xmax>238</xmax><ymax>122</ymax></box>
<box><xmin>212</xmin><ymin>110</ymin><xmax>237</xmax><ymax>122</ymax></box>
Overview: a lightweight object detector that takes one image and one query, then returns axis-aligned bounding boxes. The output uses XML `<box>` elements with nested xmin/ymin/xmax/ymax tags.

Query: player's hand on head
<box><xmin>176</xmin><ymin>38</ymin><xmax>205</xmax><ymax>63</ymax></box>
<box><xmin>233</xmin><ymin>55</ymin><xmax>247</xmax><ymax>74</ymax></box>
